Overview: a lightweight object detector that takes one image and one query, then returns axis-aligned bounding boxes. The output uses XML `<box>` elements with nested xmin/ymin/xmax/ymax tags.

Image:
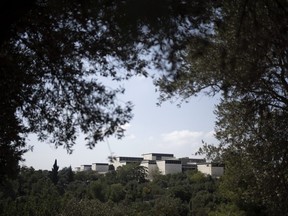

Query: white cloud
<box><xmin>205</xmin><ymin>130</ymin><xmax>215</xmax><ymax>139</ymax></box>
<box><xmin>156</xmin><ymin>130</ymin><xmax>217</xmax><ymax>158</ymax></box>
<box><xmin>161</xmin><ymin>130</ymin><xmax>204</xmax><ymax>146</ymax></box>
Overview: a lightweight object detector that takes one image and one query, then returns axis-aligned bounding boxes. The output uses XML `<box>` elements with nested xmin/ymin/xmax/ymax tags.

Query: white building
<box><xmin>75</xmin><ymin>152</ymin><xmax>224</xmax><ymax>178</ymax></box>
<box><xmin>140</xmin><ymin>160</ymin><xmax>158</xmax><ymax>180</ymax></box>
<box><xmin>92</xmin><ymin>163</ymin><xmax>109</xmax><ymax>173</ymax></box>
<box><xmin>197</xmin><ymin>163</ymin><xmax>224</xmax><ymax>178</ymax></box>
<box><xmin>142</xmin><ymin>153</ymin><xmax>175</xmax><ymax>161</ymax></box>
<box><xmin>141</xmin><ymin>153</ymin><xmax>182</xmax><ymax>176</ymax></box>
<box><xmin>112</xmin><ymin>156</ymin><xmax>143</xmax><ymax>170</ymax></box>
<box><xmin>80</xmin><ymin>164</ymin><xmax>92</xmax><ymax>171</ymax></box>
<box><xmin>180</xmin><ymin>157</ymin><xmax>206</xmax><ymax>172</ymax></box>
<box><xmin>156</xmin><ymin>160</ymin><xmax>182</xmax><ymax>175</ymax></box>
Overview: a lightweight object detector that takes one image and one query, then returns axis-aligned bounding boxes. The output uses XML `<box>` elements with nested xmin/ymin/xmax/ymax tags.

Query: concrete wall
<box><xmin>113</xmin><ymin>161</ymin><xmax>127</xmax><ymax>170</ymax></box>
<box><xmin>197</xmin><ymin>164</ymin><xmax>224</xmax><ymax>178</ymax></box>
<box><xmin>80</xmin><ymin>165</ymin><xmax>92</xmax><ymax>171</ymax></box>
<box><xmin>156</xmin><ymin>161</ymin><xmax>182</xmax><ymax>175</ymax></box>
<box><xmin>197</xmin><ymin>164</ymin><xmax>212</xmax><ymax>175</ymax></box>
<box><xmin>164</xmin><ymin>163</ymin><xmax>182</xmax><ymax>175</ymax></box>
<box><xmin>156</xmin><ymin>161</ymin><xmax>166</xmax><ymax>174</ymax></box>
<box><xmin>143</xmin><ymin>154</ymin><xmax>153</xmax><ymax>160</ymax></box>
<box><xmin>92</xmin><ymin>163</ymin><xmax>109</xmax><ymax>173</ymax></box>
<box><xmin>141</xmin><ymin>161</ymin><xmax>158</xmax><ymax>180</ymax></box>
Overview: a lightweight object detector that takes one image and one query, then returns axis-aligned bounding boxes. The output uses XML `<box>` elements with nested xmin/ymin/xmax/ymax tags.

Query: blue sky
<box><xmin>22</xmin><ymin>76</ymin><xmax>220</xmax><ymax>170</ymax></box>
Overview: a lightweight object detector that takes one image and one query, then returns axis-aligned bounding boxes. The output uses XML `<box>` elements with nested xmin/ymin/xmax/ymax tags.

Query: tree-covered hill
<box><xmin>0</xmin><ymin>163</ymin><xmax>266</xmax><ymax>216</ymax></box>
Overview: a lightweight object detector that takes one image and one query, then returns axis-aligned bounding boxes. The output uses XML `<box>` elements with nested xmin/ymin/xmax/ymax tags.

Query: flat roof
<box><xmin>92</xmin><ymin>163</ymin><xmax>109</xmax><ymax>165</ymax></box>
<box><xmin>118</xmin><ymin>156</ymin><xmax>143</xmax><ymax>161</ymax></box>
<box><xmin>197</xmin><ymin>162</ymin><xmax>225</xmax><ymax>167</ymax></box>
<box><xmin>142</xmin><ymin>153</ymin><xmax>174</xmax><ymax>157</ymax></box>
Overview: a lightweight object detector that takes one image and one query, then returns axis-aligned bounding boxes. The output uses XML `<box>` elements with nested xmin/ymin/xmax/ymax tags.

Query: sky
<box><xmin>22</xmin><ymin>76</ymin><xmax>220</xmax><ymax>170</ymax></box>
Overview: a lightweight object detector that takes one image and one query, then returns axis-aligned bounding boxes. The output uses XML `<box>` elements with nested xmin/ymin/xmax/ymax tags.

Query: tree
<box><xmin>57</xmin><ymin>166</ymin><xmax>75</xmax><ymax>194</ymax></box>
<box><xmin>212</xmin><ymin>100</ymin><xmax>288</xmax><ymax>215</ymax></box>
<box><xmin>152</xmin><ymin>196</ymin><xmax>186</xmax><ymax>216</ymax></box>
<box><xmin>1</xmin><ymin>0</ymin><xmax>214</xmax><ymax>180</ymax></box>
<box><xmin>116</xmin><ymin>163</ymin><xmax>147</xmax><ymax>184</ymax></box>
<box><xmin>0</xmin><ymin>166</ymin><xmax>61</xmax><ymax>216</ymax></box>
<box><xmin>58</xmin><ymin>166</ymin><xmax>74</xmax><ymax>183</ymax></box>
<box><xmin>108</xmin><ymin>183</ymin><xmax>125</xmax><ymax>203</ymax></box>
<box><xmin>156</xmin><ymin>0</ymin><xmax>288</xmax><ymax>215</ymax></box>
<box><xmin>50</xmin><ymin>159</ymin><xmax>59</xmax><ymax>185</ymax></box>
<box><xmin>88</xmin><ymin>181</ymin><xmax>107</xmax><ymax>202</ymax></box>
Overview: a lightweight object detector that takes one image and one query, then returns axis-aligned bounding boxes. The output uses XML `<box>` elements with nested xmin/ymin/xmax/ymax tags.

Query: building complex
<box><xmin>75</xmin><ymin>153</ymin><xmax>224</xmax><ymax>178</ymax></box>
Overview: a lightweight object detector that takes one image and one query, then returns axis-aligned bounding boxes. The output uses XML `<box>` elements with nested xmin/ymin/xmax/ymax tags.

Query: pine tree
<box><xmin>50</xmin><ymin>159</ymin><xmax>59</xmax><ymax>185</ymax></box>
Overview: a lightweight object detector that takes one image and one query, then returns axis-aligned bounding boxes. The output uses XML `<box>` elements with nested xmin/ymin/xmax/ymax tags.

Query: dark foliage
<box><xmin>0</xmin><ymin>166</ymin><xmax>222</xmax><ymax>216</ymax></box>
<box><xmin>0</xmin><ymin>0</ymin><xmax>215</xmax><ymax>180</ymax></box>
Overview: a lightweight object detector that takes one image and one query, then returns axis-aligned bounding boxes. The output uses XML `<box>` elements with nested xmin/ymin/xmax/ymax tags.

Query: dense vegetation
<box><xmin>157</xmin><ymin>1</ymin><xmax>288</xmax><ymax>215</ymax></box>
<box><xmin>0</xmin><ymin>163</ymin><xmax>269</xmax><ymax>216</ymax></box>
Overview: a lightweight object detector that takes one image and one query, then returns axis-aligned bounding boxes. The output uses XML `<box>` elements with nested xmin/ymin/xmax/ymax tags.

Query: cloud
<box><xmin>157</xmin><ymin>130</ymin><xmax>217</xmax><ymax>157</ymax></box>
<box><xmin>159</xmin><ymin>130</ymin><xmax>216</xmax><ymax>147</ymax></box>
<box><xmin>161</xmin><ymin>130</ymin><xmax>203</xmax><ymax>146</ymax></box>
<box><xmin>204</xmin><ymin>130</ymin><xmax>215</xmax><ymax>140</ymax></box>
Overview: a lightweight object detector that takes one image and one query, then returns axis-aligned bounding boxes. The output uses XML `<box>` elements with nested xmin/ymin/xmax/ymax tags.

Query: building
<box><xmin>142</xmin><ymin>153</ymin><xmax>175</xmax><ymax>161</ymax></box>
<box><xmin>112</xmin><ymin>156</ymin><xmax>143</xmax><ymax>170</ymax></box>
<box><xmin>156</xmin><ymin>159</ymin><xmax>182</xmax><ymax>175</ymax></box>
<box><xmin>180</xmin><ymin>157</ymin><xmax>206</xmax><ymax>172</ymax></box>
<box><xmin>197</xmin><ymin>163</ymin><xmax>224</xmax><ymax>178</ymax></box>
<box><xmin>141</xmin><ymin>153</ymin><xmax>182</xmax><ymax>176</ymax></box>
<box><xmin>80</xmin><ymin>164</ymin><xmax>92</xmax><ymax>171</ymax></box>
<box><xmin>140</xmin><ymin>160</ymin><xmax>158</xmax><ymax>180</ymax></box>
<box><xmin>75</xmin><ymin>152</ymin><xmax>224</xmax><ymax>178</ymax></box>
<box><xmin>92</xmin><ymin>163</ymin><xmax>109</xmax><ymax>173</ymax></box>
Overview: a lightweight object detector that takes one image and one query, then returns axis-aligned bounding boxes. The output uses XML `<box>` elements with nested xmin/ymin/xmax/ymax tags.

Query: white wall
<box><xmin>141</xmin><ymin>161</ymin><xmax>158</xmax><ymax>180</ymax></box>
<box><xmin>143</xmin><ymin>154</ymin><xmax>153</xmax><ymax>160</ymax></box>
<box><xmin>80</xmin><ymin>165</ymin><xmax>92</xmax><ymax>171</ymax></box>
<box><xmin>156</xmin><ymin>161</ymin><xmax>166</xmax><ymax>174</ymax></box>
<box><xmin>92</xmin><ymin>163</ymin><xmax>109</xmax><ymax>173</ymax></box>
<box><xmin>197</xmin><ymin>164</ymin><xmax>224</xmax><ymax>178</ymax></box>
<box><xmin>112</xmin><ymin>161</ymin><xmax>127</xmax><ymax>170</ymax></box>
<box><xmin>197</xmin><ymin>164</ymin><xmax>212</xmax><ymax>175</ymax></box>
<box><xmin>156</xmin><ymin>161</ymin><xmax>182</xmax><ymax>175</ymax></box>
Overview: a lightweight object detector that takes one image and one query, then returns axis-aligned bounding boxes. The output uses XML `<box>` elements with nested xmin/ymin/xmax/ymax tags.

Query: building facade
<box><xmin>80</xmin><ymin>164</ymin><xmax>92</xmax><ymax>171</ymax></box>
<box><xmin>197</xmin><ymin>163</ymin><xmax>224</xmax><ymax>178</ymax></box>
<box><xmin>112</xmin><ymin>156</ymin><xmax>143</xmax><ymax>170</ymax></box>
<box><xmin>92</xmin><ymin>163</ymin><xmax>109</xmax><ymax>173</ymax></box>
